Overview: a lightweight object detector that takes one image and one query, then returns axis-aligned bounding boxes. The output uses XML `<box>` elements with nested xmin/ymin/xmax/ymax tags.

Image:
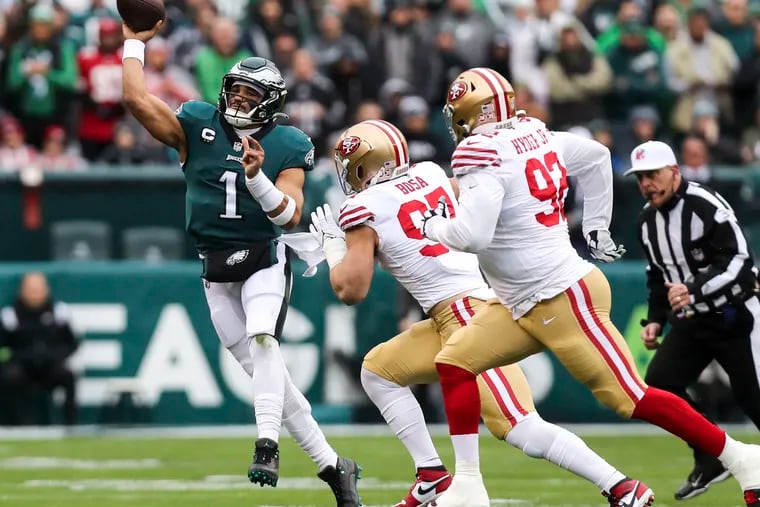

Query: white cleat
<box><xmin>432</xmin><ymin>473</ymin><xmax>489</xmax><ymax>507</ymax></box>
<box><xmin>728</xmin><ymin>443</ymin><xmax>760</xmax><ymax>491</ymax></box>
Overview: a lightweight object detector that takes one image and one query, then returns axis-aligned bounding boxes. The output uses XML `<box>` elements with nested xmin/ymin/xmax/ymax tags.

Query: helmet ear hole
<box><xmin>357</xmin><ymin>165</ymin><xmax>365</xmax><ymax>180</ymax></box>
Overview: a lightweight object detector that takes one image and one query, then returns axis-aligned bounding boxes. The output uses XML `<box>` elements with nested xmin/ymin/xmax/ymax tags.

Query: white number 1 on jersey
<box><xmin>219</xmin><ymin>170</ymin><xmax>243</xmax><ymax>219</ymax></box>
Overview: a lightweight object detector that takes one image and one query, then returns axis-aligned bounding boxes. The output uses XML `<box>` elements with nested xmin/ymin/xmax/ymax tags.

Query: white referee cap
<box><xmin>624</xmin><ymin>140</ymin><xmax>678</xmax><ymax>176</ymax></box>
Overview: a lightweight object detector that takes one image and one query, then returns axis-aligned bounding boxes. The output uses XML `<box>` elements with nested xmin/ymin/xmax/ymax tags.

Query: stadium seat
<box><xmin>50</xmin><ymin>220</ymin><xmax>112</xmax><ymax>261</ymax></box>
<box><xmin>122</xmin><ymin>226</ymin><xmax>184</xmax><ymax>262</ymax></box>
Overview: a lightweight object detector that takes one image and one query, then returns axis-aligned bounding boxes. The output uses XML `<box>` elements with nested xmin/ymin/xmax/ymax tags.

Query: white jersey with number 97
<box><xmin>337</xmin><ymin>162</ymin><xmax>487</xmax><ymax>313</ymax></box>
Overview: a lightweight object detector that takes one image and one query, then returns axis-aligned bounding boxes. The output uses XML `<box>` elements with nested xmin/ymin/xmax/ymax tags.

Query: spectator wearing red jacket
<box><xmin>76</xmin><ymin>17</ymin><xmax>124</xmax><ymax>161</ymax></box>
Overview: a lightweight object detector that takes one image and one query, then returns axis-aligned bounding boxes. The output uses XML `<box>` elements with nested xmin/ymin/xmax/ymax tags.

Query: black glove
<box><xmin>586</xmin><ymin>230</ymin><xmax>626</xmax><ymax>262</ymax></box>
<box><xmin>420</xmin><ymin>196</ymin><xmax>448</xmax><ymax>238</ymax></box>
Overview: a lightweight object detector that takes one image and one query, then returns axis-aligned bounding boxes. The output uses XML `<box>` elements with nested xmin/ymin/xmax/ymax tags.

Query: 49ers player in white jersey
<box><xmin>420</xmin><ymin>67</ymin><xmax>760</xmax><ymax>507</ymax></box>
<box><xmin>308</xmin><ymin>119</ymin><xmax>653</xmax><ymax>507</ymax></box>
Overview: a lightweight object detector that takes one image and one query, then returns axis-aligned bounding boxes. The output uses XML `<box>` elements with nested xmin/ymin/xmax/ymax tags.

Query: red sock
<box><xmin>632</xmin><ymin>387</ymin><xmax>726</xmax><ymax>456</ymax></box>
<box><xmin>436</xmin><ymin>363</ymin><xmax>480</xmax><ymax>435</ymax></box>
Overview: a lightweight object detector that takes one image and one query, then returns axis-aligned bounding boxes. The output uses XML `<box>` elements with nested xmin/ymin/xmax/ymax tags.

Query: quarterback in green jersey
<box><xmin>121</xmin><ymin>21</ymin><xmax>360</xmax><ymax>506</ymax></box>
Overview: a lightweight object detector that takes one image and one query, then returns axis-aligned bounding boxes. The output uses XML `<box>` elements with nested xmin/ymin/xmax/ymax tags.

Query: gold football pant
<box><xmin>436</xmin><ymin>268</ymin><xmax>648</xmax><ymax>418</ymax></box>
<box><xmin>363</xmin><ymin>295</ymin><xmax>536</xmax><ymax>439</ymax></box>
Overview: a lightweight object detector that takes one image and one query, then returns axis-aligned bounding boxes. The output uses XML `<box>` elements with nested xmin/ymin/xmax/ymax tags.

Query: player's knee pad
<box><xmin>594</xmin><ymin>387</ymin><xmax>636</xmax><ymax>419</ymax></box>
<box><xmin>360</xmin><ymin>367</ymin><xmax>401</xmax><ymax>395</ymax></box>
<box><xmin>361</xmin><ymin>350</ymin><xmax>397</xmax><ymax>383</ymax></box>
<box><xmin>482</xmin><ymin>411</ymin><xmax>511</xmax><ymax>440</ymax></box>
<box><xmin>249</xmin><ymin>333</ymin><xmax>279</xmax><ymax>349</ymax></box>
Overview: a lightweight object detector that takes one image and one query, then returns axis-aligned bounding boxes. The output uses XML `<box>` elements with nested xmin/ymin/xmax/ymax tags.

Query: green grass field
<box><xmin>0</xmin><ymin>430</ymin><xmax>756</xmax><ymax>507</ymax></box>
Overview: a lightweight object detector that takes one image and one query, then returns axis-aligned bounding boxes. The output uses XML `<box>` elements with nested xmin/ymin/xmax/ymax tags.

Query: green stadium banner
<box><xmin>0</xmin><ymin>261</ymin><xmax>655</xmax><ymax>425</ymax></box>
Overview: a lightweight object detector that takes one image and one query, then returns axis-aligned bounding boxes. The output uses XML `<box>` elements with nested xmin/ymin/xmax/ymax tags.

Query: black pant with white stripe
<box><xmin>645</xmin><ymin>296</ymin><xmax>760</xmax><ymax>435</ymax></box>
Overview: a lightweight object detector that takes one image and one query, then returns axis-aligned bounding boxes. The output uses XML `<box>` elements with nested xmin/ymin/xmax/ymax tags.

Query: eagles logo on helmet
<box><xmin>338</xmin><ymin>136</ymin><xmax>362</xmax><ymax>157</ymax></box>
<box><xmin>333</xmin><ymin>120</ymin><xmax>410</xmax><ymax>195</ymax></box>
<box><xmin>448</xmin><ymin>81</ymin><xmax>468</xmax><ymax>102</ymax></box>
<box><xmin>218</xmin><ymin>57</ymin><xmax>288</xmax><ymax>128</ymax></box>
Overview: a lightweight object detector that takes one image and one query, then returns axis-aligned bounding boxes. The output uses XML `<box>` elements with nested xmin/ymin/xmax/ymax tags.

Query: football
<box><xmin>117</xmin><ymin>0</ymin><xmax>166</xmax><ymax>33</ymax></box>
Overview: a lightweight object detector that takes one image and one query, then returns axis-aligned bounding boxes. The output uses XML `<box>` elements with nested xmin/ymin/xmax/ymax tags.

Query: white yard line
<box><xmin>0</xmin><ymin>422</ymin><xmax>756</xmax><ymax>441</ymax></box>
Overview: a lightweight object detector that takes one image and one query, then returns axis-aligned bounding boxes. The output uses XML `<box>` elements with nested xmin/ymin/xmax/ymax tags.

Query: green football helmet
<box><xmin>218</xmin><ymin>57</ymin><xmax>287</xmax><ymax>128</ymax></box>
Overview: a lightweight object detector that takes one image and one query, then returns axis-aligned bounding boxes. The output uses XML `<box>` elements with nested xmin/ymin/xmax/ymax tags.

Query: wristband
<box><xmin>245</xmin><ymin>171</ymin><xmax>284</xmax><ymax>212</ymax></box>
<box><xmin>323</xmin><ymin>237</ymin><xmax>347</xmax><ymax>268</ymax></box>
<box><xmin>122</xmin><ymin>39</ymin><xmax>146</xmax><ymax>66</ymax></box>
<box><xmin>269</xmin><ymin>196</ymin><xmax>296</xmax><ymax>226</ymax></box>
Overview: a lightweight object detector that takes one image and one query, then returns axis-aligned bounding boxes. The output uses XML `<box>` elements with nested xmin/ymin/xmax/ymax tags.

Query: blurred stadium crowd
<box><xmin>2</xmin><ymin>0</ymin><xmax>760</xmax><ymax>252</ymax></box>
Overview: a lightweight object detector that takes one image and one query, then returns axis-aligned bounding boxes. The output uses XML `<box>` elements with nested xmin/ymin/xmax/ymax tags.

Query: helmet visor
<box><xmin>442</xmin><ymin>104</ymin><xmax>458</xmax><ymax>143</ymax></box>
<box><xmin>334</xmin><ymin>155</ymin><xmax>356</xmax><ymax>195</ymax></box>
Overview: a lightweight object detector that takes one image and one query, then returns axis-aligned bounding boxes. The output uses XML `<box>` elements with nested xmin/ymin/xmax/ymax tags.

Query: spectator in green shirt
<box><xmin>597</xmin><ymin>1</ymin><xmax>666</xmax><ymax>55</ymax></box>
<box><xmin>194</xmin><ymin>17</ymin><xmax>252</xmax><ymax>104</ymax></box>
<box><xmin>604</xmin><ymin>20</ymin><xmax>669</xmax><ymax>121</ymax></box>
<box><xmin>714</xmin><ymin>0</ymin><xmax>756</xmax><ymax>60</ymax></box>
<box><xmin>5</xmin><ymin>4</ymin><xmax>78</xmax><ymax>148</ymax></box>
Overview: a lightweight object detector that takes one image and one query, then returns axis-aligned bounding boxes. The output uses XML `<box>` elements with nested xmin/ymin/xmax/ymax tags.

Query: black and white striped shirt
<box><xmin>637</xmin><ymin>178</ymin><xmax>758</xmax><ymax>325</ymax></box>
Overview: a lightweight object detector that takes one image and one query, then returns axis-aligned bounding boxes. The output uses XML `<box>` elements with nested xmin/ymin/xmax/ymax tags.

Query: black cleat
<box><xmin>248</xmin><ymin>438</ymin><xmax>280</xmax><ymax>487</ymax></box>
<box><xmin>318</xmin><ymin>456</ymin><xmax>362</xmax><ymax>506</ymax></box>
<box><xmin>674</xmin><ymin>457</ymin><xmax>731</xmax><ymax>500</ymax></box>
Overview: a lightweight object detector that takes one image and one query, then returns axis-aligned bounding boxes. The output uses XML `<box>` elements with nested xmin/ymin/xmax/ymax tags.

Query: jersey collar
<box><xmin>220</xmin><ymin>117</ymin><xmax>275</xmax><ymax>146</ymax></box>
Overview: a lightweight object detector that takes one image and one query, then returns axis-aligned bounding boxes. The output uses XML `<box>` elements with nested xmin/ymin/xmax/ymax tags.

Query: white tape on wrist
<box><xmin>245</xmin><ymin>171</ymin><xmax>284</xmax><ymax>212</ymax></box>
<box><xmin>323</xmin><ymin>238</ymin><xmax>347</xmax><ymax>268</ymax></box>
<box><xmin>122</xmin><ymin>39</ymin><xmax>146</xmax><ymax>66</ymax></box>
<box><xmin>269</xmin><ymin>196</ymin><xmax>296</xmax><ymax>226</ymax></box>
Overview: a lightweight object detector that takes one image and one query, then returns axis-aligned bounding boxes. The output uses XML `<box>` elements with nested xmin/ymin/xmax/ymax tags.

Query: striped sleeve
<box><xmin>684</xmin><ymin>184</ymin><xmax>756</xmax><ymax>304</ymax></box>
<box><xmin>338</xmin><ymin>199</ymin><xmax>376</xmax><ymax>231</ymax></box>
<box><xmin>451</xmin><ymin>137</ymin><xmax>502</xmax><ymax>176</ymax></box>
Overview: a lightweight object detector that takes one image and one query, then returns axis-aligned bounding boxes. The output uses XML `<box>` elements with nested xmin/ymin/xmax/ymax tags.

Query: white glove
<box><xmin>309</xmin><ymin>204</ymin><xmax>347</xmax><ymax>268</ymax></box>
<box><xmin>420</xmin><ymin>196</ymin><xmax>448</xmax><ymax>239</ymax></box>
<box><xmin>586</xmin><ymin>229</ymin><xmax>626</xmax><ymax>263</ymax></box>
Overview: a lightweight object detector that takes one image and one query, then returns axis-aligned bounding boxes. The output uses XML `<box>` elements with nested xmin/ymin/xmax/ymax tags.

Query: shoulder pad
<box><xmin>270</xmin><ymin>124</ymin><xmax>311</xmax><ymax>145</ymax></box>
<box><xmin>175</xmin><ymin>100</ymin><xmax>217</xmax><ymax>120</ymax></box>
<box><xmin>516</xmin><ymin>116</ymin><xmax>547</xmax><ymax>129</ymax></box>
<box><xmin>338</xmin><ymin>196</ymin><xmax>376</xmax><ymax>231</ymax></box>
<box><xmin>410</xmin><ymin>161</ymin><xmax>446</xmax><ymax>175</ymax></box>
<box><xmin>451</xmin><ymin>137</ymin><xmax>502</xmax><ymax>176</ymax></box>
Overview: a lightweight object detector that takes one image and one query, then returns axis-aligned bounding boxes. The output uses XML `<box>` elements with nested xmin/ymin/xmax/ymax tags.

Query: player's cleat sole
<box><xmin>247</xmin><ymin>438</ymin><xmax>280</xmax><ymax>488</ymax></box>
<box><xmin>318</xmin><ymin>456</ymin><xmax>362</xmax><ymax>506</ymax></box>
<box><xmin>675</xmin><ymin>456</ymin><xmax>730</xmax><ymax>501</ymax></box>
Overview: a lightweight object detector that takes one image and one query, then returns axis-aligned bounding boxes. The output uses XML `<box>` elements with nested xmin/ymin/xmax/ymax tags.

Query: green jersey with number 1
<box><xmin>176</xmin><ymin>101</ymin><xmax>314</xmax><ymax>254</ymax></box>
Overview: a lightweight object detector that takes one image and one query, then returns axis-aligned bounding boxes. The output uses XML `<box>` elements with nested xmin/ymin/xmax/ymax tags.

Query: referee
<box><xmin>627</xmin><ymin>140</ymin><xmax>760</xmax><ymax>501</ymax></box>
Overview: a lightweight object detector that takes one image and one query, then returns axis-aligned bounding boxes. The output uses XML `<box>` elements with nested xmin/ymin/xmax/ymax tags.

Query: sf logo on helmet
<box><xmin>339</xmin><ymin>136</ymin><xmax>361</xmax><ymax>157</ymax></box>
<box><xmin>448</xmin><ymin>81</ymin><xmax>468</xmax><ymax>102</ymax></box>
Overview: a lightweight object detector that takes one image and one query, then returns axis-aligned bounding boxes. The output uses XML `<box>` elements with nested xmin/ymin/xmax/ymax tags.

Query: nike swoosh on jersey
<box><xmin>416</xmin><ymin>475</ymin><xmax>451</xmax><ymax>496</ymax></box>
<box><xmin>543</xmin><ymin>316</ymin><xmax>557</xmax><ymax>325</ymax></box>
